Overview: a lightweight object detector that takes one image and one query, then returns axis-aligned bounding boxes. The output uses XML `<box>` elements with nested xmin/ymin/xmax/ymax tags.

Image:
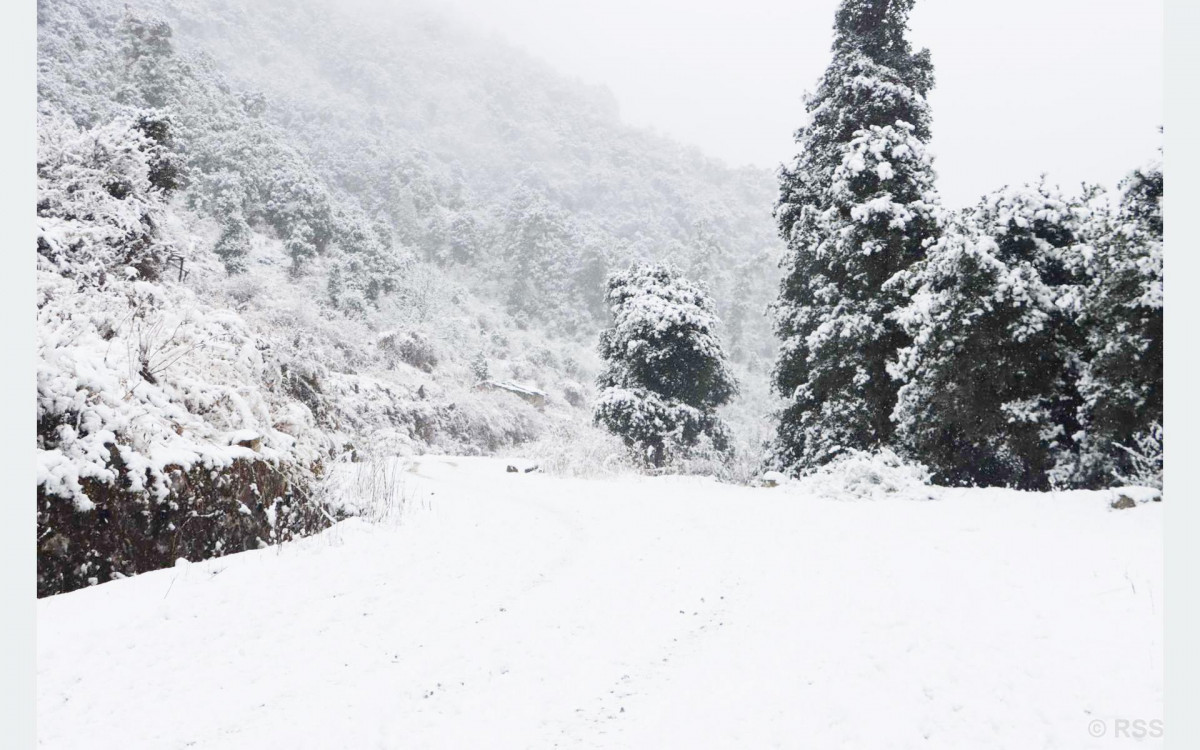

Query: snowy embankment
<box><xmin>38</xmin><ymin>457</ymin><xmax>1162</xmax><ymax>749</ymax></box>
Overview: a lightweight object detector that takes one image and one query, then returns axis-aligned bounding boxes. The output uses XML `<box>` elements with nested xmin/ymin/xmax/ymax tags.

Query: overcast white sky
<box><xmin>428</xmin><ymin>0</ymin><xmax>1162</xmax><ymax>207</ymax></box>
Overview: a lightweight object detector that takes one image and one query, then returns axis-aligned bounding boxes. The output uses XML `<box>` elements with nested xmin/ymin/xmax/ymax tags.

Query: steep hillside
<box><xmin>36</xmin><ymin>0</ymin><xmax>785</xmax><ymax>593</ymax></box>
<box><xmin>40</xmin><ymin>0</ymin><xmax>783</xmax><ymax>346</ymax></box>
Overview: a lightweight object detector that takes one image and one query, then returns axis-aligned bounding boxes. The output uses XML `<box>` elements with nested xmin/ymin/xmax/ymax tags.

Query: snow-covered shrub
<box><xmin>36</xmin><ymin>271</ymin><xmax>338</xmax><ymax>595</ymax></box>
<box><xmin>594</xmin><ymin>263</ymin><xmax>738</xmax><ymax>469</ymax></box>
<box><xmin>1110</xmin><ymin>422</ymin><xmax>1163</xmax><ymax>491</ymax></box>
<box><xmin>304</xmin><ymin>371</ymin><xmax>546</xmax><ymax>458</ymax></box>
<box><xmin>379</xmin><ymin>330</ymin><xmax>439</xmax><ymax>372</ymax></box>
<box><xmin>562</xmin><ymin>383</ymin><xmax>587</xmax><ymax>409</ymax></box>
<box><xmin>672</xmin><ymin>433</ymin><xmax>765</xmax><ymax>485</ymax></box>
<box><xmin>516</xmin><ymin>421</ymin><xmax>634</xmax><ymax>479</ymax></box>
<box><xmin>791</xmin><ymin>448</ymin><xmax>934</xmax><ymax>501</ymax></box>
<box><xmin>317</xmin><ymin>454</ymin><xmax>412</xmax><ymax>524</ymax></box>
<box><xmin>36</xmin><ymin>105</ymin><xmax>178</xmax><ymax>285</ymax></box>
<box><xmin>425</xmin><ymin>390</ymin><xmax>544</xmax><ymax>454</ymax></box>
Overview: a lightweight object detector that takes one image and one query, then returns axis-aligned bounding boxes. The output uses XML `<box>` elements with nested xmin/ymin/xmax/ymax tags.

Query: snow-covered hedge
<box><xmin>790</xmin><ymin>448</ymin><xmax>935</xmax><ymax>501</ymax></box>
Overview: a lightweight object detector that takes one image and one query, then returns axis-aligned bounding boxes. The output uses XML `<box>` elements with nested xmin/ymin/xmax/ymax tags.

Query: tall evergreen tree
<box><xmin>594</xmin><ymin>263</ymin><xmax>738</xmax><ymax>469</ymax></box>
<box><xmin>1069</xmin><ymin>158</ymin><xmax>1163</xmax><ymax>488</ymax></box>
<box><xmin>771</xmin><ymin>0</ymin><xmax>941</xmax><ymax>472</ymax></box>
<box><xmin>891</xmin><ymin>182</ymin><xmax>1091</xmax><ymax>489</ymax></box>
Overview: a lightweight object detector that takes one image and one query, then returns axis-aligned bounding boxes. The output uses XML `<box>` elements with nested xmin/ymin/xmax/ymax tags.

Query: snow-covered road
<box><xmin>37</xmin><ymin>457</ymin><xmax>1162</xmax><ymax>749</ymax></box>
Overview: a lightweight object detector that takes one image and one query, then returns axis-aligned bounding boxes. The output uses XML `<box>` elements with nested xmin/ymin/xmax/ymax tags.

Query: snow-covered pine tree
<box><xmin>132</xmin><ymin>111</ymin><xmax>184</xmax><ymax>194</ymax></box>
<box><xmin>1070</xmin><ymin>157</ymin><xmax>1163</xmax><ymax>488</ymax></box>
<box><xmin>771</xmin><ymin>0</ymin><xmax>940</xmax><ymax>472</ymax></box>
<box><xmin>214</xmin><ymin>214</ymin><xmax>252</xmax><ymax>274</ymax></box>
<box><xmin>594</xmin><ymin>263</ymin><xmax>738</xmax><ymax>469</ymax></box>
<box><xmin>891</xmin><ymin>181</ymin><xmax>1090</xmax><ymax>489</ymax></box>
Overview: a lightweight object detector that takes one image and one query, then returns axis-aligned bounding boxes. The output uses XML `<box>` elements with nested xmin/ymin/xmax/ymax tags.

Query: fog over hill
<box><xmin>37</xmin><ymin>0</ymin><xmax>785</xmax><ymax>593</ymax></box>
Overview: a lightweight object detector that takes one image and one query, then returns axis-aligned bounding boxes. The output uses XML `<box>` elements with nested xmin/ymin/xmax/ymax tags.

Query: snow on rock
<box><xmin>1117</xmin><ymin>486</ymin><xmax>1162</xmax><ymax>503</ymax></box>
<box><xmin>475</xmin><ymin>379</ymin><xmax>549</xmax><ymax>408</ymax></box>
<box><xmin>38</xmin><ymin>456</ymin><xmax>1162</xmax><ymax>749</ymax></box>
<box><xmin>760</xmin><ymin>470</ymin><xmax>788</xmax><ymax>487</ymax></box>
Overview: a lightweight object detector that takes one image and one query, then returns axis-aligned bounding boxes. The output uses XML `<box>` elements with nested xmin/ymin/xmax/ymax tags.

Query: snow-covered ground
<box><xmin>37</xmin><ymin>457</ymin><xmax>1162</xmax><ymax>749</ymax></box>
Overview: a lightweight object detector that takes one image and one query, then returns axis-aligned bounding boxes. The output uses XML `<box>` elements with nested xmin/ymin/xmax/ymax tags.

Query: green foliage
<box><xmin>891</xmin><ymin>182</ymin><xmax>1090</xmax><ymax>489</ymax></box>
<box><xmin>1068</xmin><ymin>161</ymin><xmax>1163</xmax><ymax>487</ymax></box>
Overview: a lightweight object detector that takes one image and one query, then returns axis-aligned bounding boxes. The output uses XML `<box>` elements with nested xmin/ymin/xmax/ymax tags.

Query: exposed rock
<box><xmin>1110</xmin><ymin>494</ymin><xmax>1137</xmax><ymax>510</ymax></box>
<box><xmin>476</xmin><ymin>379</ymin><xmax>548</xmax><ymax>409</ymax></box>
<box><xmin>761</xmin><ymin>471</ymin><xmax>787</xmax><ymax>488</ymax></box>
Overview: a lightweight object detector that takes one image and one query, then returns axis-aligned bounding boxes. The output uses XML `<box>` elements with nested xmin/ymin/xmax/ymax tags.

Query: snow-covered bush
<box><xmin>594</xmin><ymin>263</ymin><xmax>738</xmax><ymax>469</ymax></box>
<box><xmin>562</xmin><ymin>383</ymin><xmax>587</xmax><ymax>409</ymax></box>
<box><xmin>1110</xmin><ymin>422</ymin><xmax>1163</xmax><ymax>491</ymax></box>
<box><xmin>379</xmin><ymin>330</ymin><xmax>439</xmax><ymax>372</ymax></box>
<box><xmin>791</xmin><ymin>448</ymin><xmax>934</xmax><ymax>501</ymax></box>
<box><xmin>516</xmin><ymin>421</ymin><xmax>634</xmax><ymax>479</ymax></box>
<box><xmin>671</xmin><ymin>432</ymin><xmax>767</xmax><ymax>486</ymax></box>
<box><xmin>316</xmin><ymin>454</ymin><xmax>413</xmax><ymax>524</ymax></box>
<box><xmin>36</xmin><ymin>105</ymin><xmax>178</xmax><ymax>285</ymax></box>
<box><xmin>36</xmin><ymin>271</ymin><xmax>338</xmax><ymax>594</ymax></box>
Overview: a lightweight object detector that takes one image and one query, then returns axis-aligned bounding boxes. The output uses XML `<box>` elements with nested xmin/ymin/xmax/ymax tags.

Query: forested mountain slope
<box><xmin>36</xmin><ymin>0</ymin><xmax>784</xmax><ymax>593</ymax></box>
<box><xmin>40</xmin><ymin>0</ymin><xmax>782</xmax><ymax>341</ymax></box>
